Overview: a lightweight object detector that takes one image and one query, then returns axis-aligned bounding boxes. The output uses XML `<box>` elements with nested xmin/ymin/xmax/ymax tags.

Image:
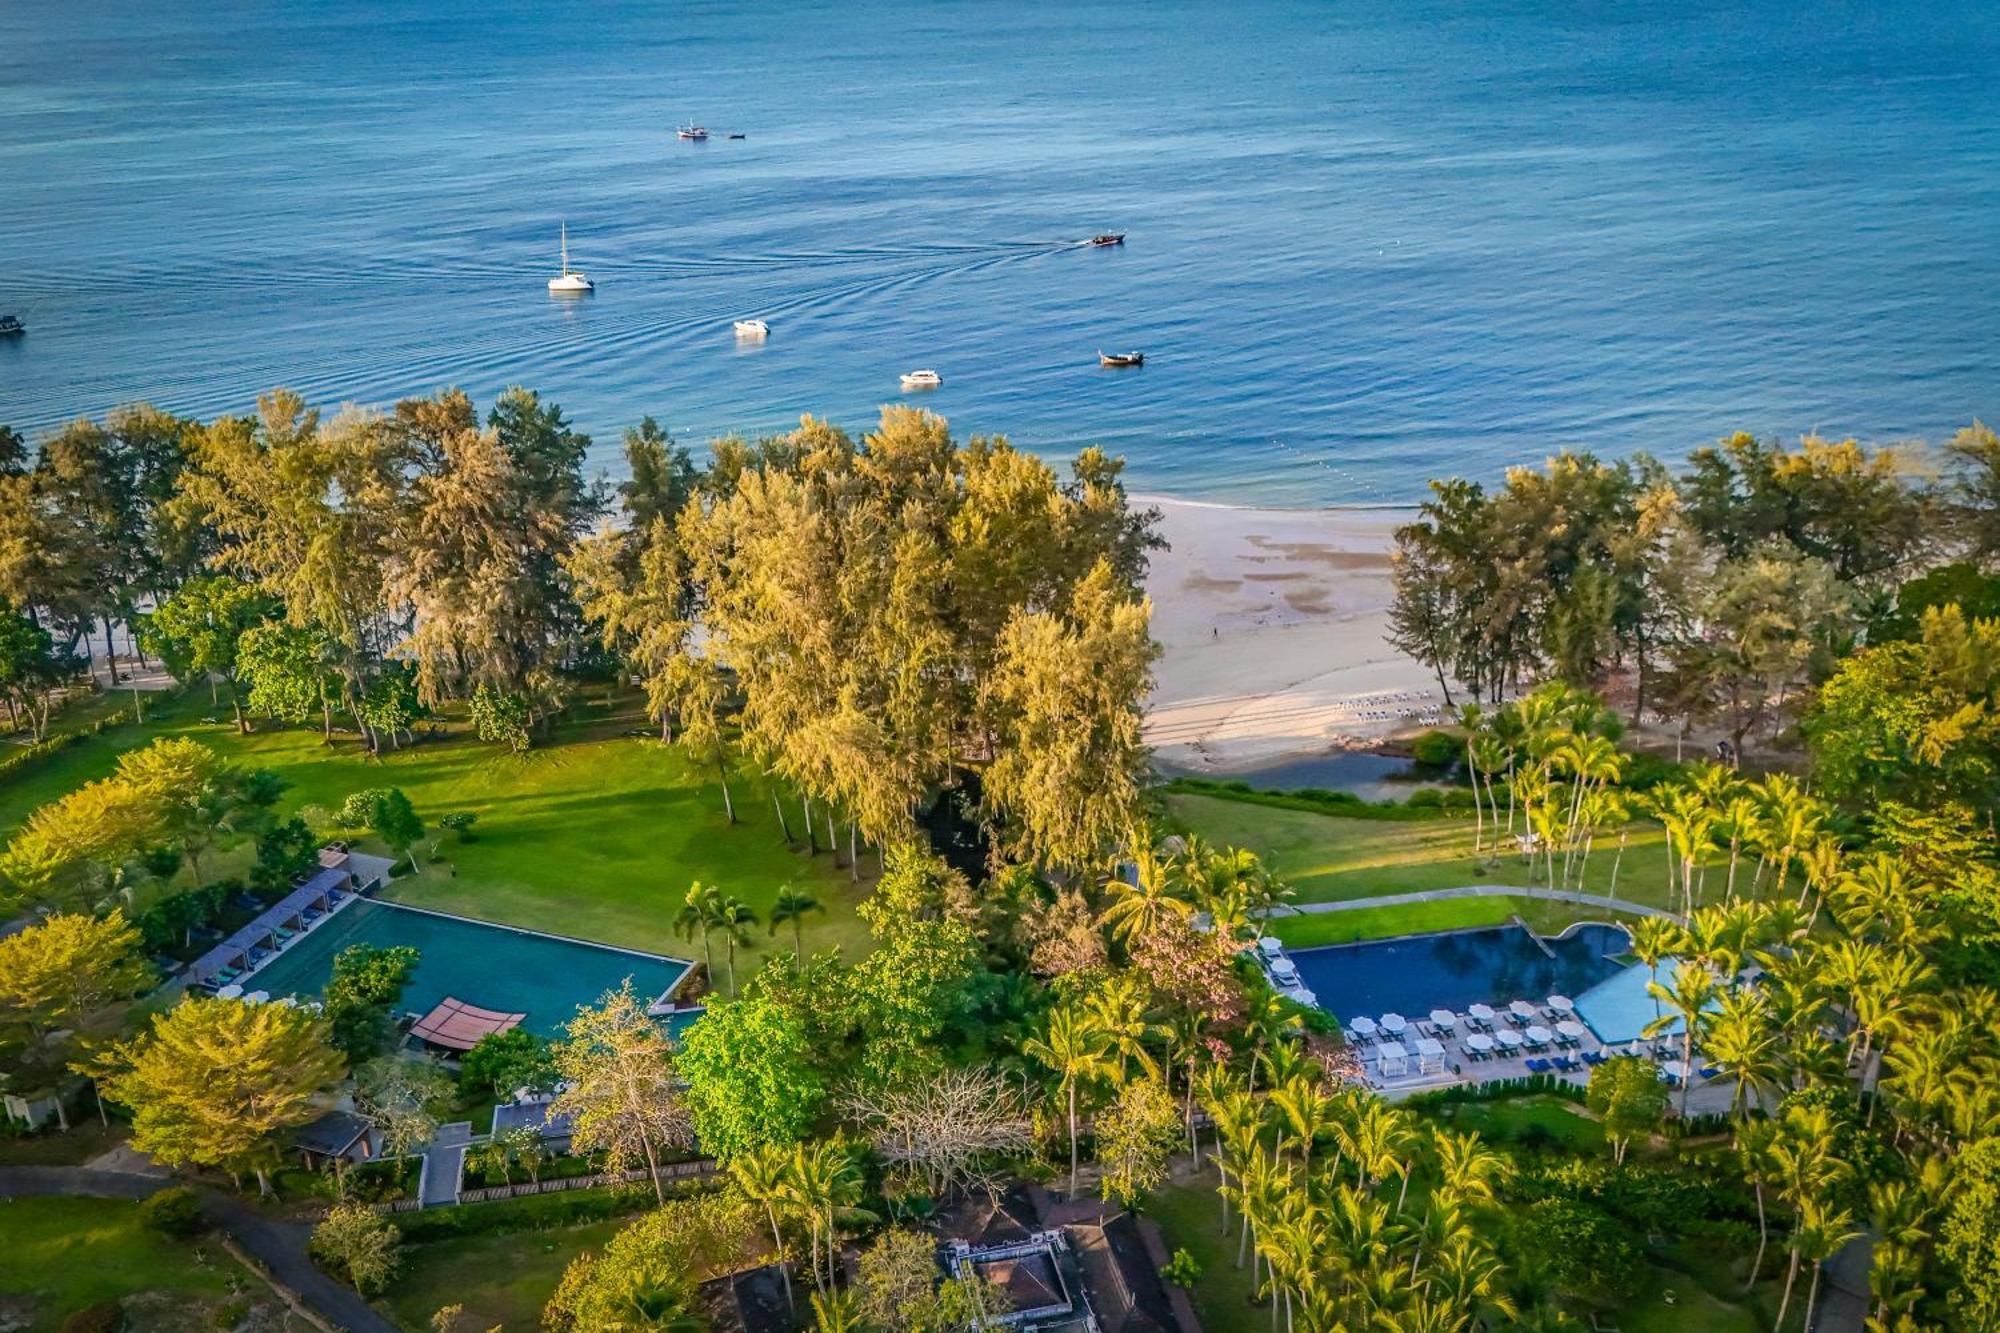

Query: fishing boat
<box><xmin>727</xmin><ymin>133</ymin><xmax>747</xmax><ymax>140</ymax></box>
<box><xmin>0</xmin><ymin>315</ymin><xmax>22</xmax><ymax>337</ymax></box>
<box><xmin>734</xmin><ymin>319</ymin><xmax>769</xmax><ymax>338</ymax></box>
<box><xmin>677</xmin><ymin>125</ymin><xmax>709</xmax><ymax>141</ymax></box>
<box><xmin>1089</xmin><ymin>233</ymin><xmax>1125</xmax><ymax>247</ymax></box>
<box><xmin>900</xmin><ymin>369</ymin><xmax>942</xmax><ymax>390</ymax></box>
<box><xmin>1098</xmin><ymin>350</ymin><xmax>1144</xmax><ymax>367</ymax></box>
<box><xmin>547</xmin><ymin>223</ymin><xmax>594</xmax><ymax>294</ymax></box>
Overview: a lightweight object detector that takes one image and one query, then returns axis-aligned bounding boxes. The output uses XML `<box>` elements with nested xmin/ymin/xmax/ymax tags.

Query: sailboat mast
<box><xmin>560</xmin><ymin>222</ymin><xmax>569</xmax><ymax>275</ymax></box>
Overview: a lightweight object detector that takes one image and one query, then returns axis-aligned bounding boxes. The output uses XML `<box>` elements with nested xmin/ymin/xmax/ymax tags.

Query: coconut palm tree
<box><xmin>1268</xmin><ymin>1072</ymin><xmax>1334</xmax><ymax>1168</ymax></box>
<box><xmin>675</xmin><ymin>879</ymin><xmax>722</xmax><ymax>986</ymax></box>
<box><xmin>782</xmin><ymin>1136</ymin><xmax>867</xmax><ymax>1293</ymax></box>
<box><xmin>1715</xmin><ymin>794</ymin><xmax>1764</xmax><ymax>901</ymax></box>
<box><xmin>1241</xmin><ymin>990</ymin><xmax>1305</xmax><ymax>1094</ymax></box>
<box><xmin>1100</xmin><ymin>836</ymin><xmax>1191</xmax><ymax>945</ymax></box>
<box><xmin>810</xmin><ymin>1290</ymin><xmax>861</xmax><ymax>1333</ymax></box>
<box><xmin>730</xmin><ymin>1142</ymin><xmax>797</xmax><ymax>1304</ymax></box>
<box><xmin>713</xmin><ymin>894</ymin><xmax>758</xmax><ymax>995</ymax></box>
<box><xmin>1430</xmin><ymin>1127</ymin><xmax>1507</xmax><ymax>1208</ymax></box>
<box><xmin>1795</xmin><ymin>1196</ymin><xmax>1862</xmax><ymax>1333</ymax></box>
<box><xmin>766</xmin><ymin>884</ymin><xmax>824</xmax><ymax>956</ymax></box>
<box><xmin>1644</xmin><ymin>960</ymin><xmax>1719</xmax><ymax>1116</ymax></box>
<box><xmin>1022</xmin><ymin>1004</ymin><xmax>1115</xmax><ymax>1197</ymax></box>
<box><xmin>1628</xmin><ymin>916</ymin><xmax>1685</xmax><ymax>1025</ymax></box>
<box><xmin>1704</xmin><ymin>985</ymin><xmax>1782</xmax><ymax>1118</ymax></box>
<box><xmin>1083</xmin><ymin>973</ymin><xmax>1162</xmax><ymax>1085</ymax></box>
<box><xmin>1734</xmin><ymin>1117</ymin><xmax>1778</xmax><ymax>1289</ymax></box>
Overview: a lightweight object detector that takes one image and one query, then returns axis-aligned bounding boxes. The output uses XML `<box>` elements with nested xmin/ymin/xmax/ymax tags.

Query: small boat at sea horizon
<box><xmin>1099</xmin><ymin>350</ymin><xmax>1144</xmax><ymax>367</ymax></box>
<box><xmin>0</xmin><ymin>314</ymin><xmax>22</xmax><ymax>337</ymax></box>
<box><xmin>1089</xmin><ymin>233</ymin><xmax>1125</xmax><ymax>247</ymax></box>
<box><xmin>900</xmin><ymin>369</ymin><xmax>942</xmax><ymax>390</ymax></box>
<box><xmin>734</xmin><ymin>319</ymin><xmax>769</xmax><ymax>338</ymax></box>
<box><xmin>677</xmin><ymin>125</ymin><xmax>710</xmax><ymax>141</ymax></box>
<box><xmin>547</xmin><ymin>223</ymin><xmax>594</xmax><ymax>294</ymax></box>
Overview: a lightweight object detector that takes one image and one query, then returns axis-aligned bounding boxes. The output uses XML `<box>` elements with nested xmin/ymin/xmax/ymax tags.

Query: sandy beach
<box><xmin>1142</xmin><ymin>499</ymin><xmax>1446</xmax><ymax>773</ymax></box>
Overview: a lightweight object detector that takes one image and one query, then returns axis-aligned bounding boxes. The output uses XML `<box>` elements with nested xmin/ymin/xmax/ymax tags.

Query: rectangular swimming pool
<box><xmin>1287</xmin><ymin>923</ymin><xmax>1630</xmax><ymax>1024</ymax></box>
<box><xmin>245</xmin><ymin>899</ymin><xmax>695</xmax><ymax>1039</ymax></box>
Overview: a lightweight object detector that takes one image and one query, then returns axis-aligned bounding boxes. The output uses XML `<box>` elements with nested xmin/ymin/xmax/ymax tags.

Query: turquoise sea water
<box><xmin>1</xmin><ymin>0</ymin><xmax>1994</xmax><ymax>504</ymax></box>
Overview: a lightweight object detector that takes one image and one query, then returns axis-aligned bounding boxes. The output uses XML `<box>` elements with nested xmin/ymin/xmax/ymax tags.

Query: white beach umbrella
<box><xmin>1547</xmin><ymin>994</ymin><xmax>1575</xmax><ymax>1012</ymax></box>
<box><xmin>1467</xmin><ymin>1003</ymin><xmax>1497</xmax><ymax>1024</ymax></box>
<box><xmin>1509</xmin><ymin>1000</ymin><xmax>1538</xmax><ymax>1022</ymax></box>
<box><xmin>1556</xmin><ymin>1020</ymin><xmax>1587</xmax><ymax>1040</ymax></box>
<box><xmin>1463</xmin><ymin>1032</ymin><xmax>1496</xmax><ymax>1052</ymax></box>
<box><xmin>1428</xmin><ymin>1008</ymin><xmax>1458</xmax><ymax>1029</ymax></box>
<box><xmin>1379</xmin><ymin>1012</ymin><xmax>1408</xmax><ymax>1035</ymax></box>
<box><xmin>1494</xmin><ymin>1028</ymin><xmax>1525</xmax><ymax>1050</ymax></box>
<box><xmin>1351</xmin><ymin>1015</ymin><xmax>1379</xmax><ymax>1038</ymax></box>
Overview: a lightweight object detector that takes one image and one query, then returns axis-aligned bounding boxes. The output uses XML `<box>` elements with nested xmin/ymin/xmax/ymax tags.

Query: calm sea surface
<box><xmin>2</xmin><ymin>0</ymin><xmax>1995</xmax><ymax>505</ymax></box>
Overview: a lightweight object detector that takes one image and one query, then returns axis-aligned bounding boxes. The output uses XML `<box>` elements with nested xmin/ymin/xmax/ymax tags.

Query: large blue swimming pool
<box><xmin>1288</xmin><ymin>923</ymin><xmax>1631</xmax><ymax>1024</ymax></box>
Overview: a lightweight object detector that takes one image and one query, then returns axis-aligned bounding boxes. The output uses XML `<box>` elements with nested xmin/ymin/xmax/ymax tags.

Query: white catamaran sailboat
<box><xmin>548</xmin><ymin>223</ymin><xmax>594</xmax><ymax>294</ymax></box>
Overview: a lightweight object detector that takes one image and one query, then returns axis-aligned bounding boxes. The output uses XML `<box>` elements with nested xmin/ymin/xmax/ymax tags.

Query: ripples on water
<box><xmin>0</xmin><ymin>0</ymin><xmax>1994</xmax><ymax>504</ymax></box>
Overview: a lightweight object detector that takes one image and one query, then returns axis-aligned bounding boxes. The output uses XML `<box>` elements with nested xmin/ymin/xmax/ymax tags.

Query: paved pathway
<box><xmin>0</xmin><ymin>1165</ymin><xmax>396</xmax><ymax>1333</ymax></box>
<box><xmin>1284</xmin><ymin>884</ymin><xmax>1677</xmax><ymax>920</ymax></box>
<box><xmin>418</xmin><ymin>1121</ymin><xmax>471</xmax><ymax>1208</ymax></box>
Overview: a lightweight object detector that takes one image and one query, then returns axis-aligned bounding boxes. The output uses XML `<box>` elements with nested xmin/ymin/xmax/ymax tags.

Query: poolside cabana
<box><xmin>1413</xmin><ymin>1037</ymin><xmax>1447</xmax><ymax>1074</ymax></box>
<box><xmin>1376</xmin><ymin>1041</ymin><xmax>1410</xmax><ymax>1077</ymax></box>
<box><xmin>186</xmin><ymin>864</ymin><xmax>357</xmax><ymax>989</ymax></box>
<box><xmin>409</xmin><ymin>997</ymin><xmax>526</xmax><ymax>1052</ymax></box>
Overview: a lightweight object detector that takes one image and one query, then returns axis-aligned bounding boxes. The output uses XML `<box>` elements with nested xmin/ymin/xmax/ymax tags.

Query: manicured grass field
<box><xmin>0</xmin><ymin>1196</ymin><xmax>245</xmax><ymax>1329</ymax></box>
<box><xmin>1267</xmin><ymin>896</ymin><xmax>1531</xmax><ymax>947</ymax></box>
<box><xmin>1424</xmin><ymin>1093</ymin><xmax>1607</xmax><ymax>1152</ymax></box>
<box><xmin>1164</xmin><ymin>792</ymin><xmax>1678</xmax><ymax>911</ymax></box>
<box><xmin>1147</xmin><ymin>1168</ymin><xmax>1262</xmax><ymax>1333</ymax></box>
<box><xmin>0</xmin><ymin>687</ymin><xmax>872</xmax><ymax>974</ymax></box>
<box><xmin>379</xmin><ymin>1221</ymin><xmax>624</xmax><ymax>1331</ymax></box>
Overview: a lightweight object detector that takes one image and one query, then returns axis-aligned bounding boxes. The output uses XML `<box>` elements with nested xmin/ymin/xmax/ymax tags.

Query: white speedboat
<box><xmin>900</xmin><ymin>369</ymin><xmax>942</xmax><ymax>390</ymax></box>
<box><xmin>733</xmin><ymin>319</ymin><xmax>769</xmax><ymax>338</ymax></box>
<box><xmin>547</xmin><ymin>223</ymin><xmax>594</xmax><ymax>294</ymax></box>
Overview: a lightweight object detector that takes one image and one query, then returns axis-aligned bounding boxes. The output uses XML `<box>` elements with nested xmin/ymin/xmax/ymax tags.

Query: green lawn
<box><xmin>378</xmin><ymin>1221</ymin><xmax>624</xmax><ymax>1332</ymax></box>
<box><xmin>1268</xmin><ymin>896</ymin><xmax>1530</xmax><ymax>947</ymax></box>
<box><xmin>1165</xmin><ymin>792</ymin><xmax>1677</xmax><ymax>911</ymax></box>
<box><xmin>1422</xmin><ymin>1093</ymin><xmax>1607</xmax><ymax>1153</ymax></box>
<box><xmin>0</xmin><ymin>687</ymin><xmax>872</xmax><ymax>974</ymax></box>
<box><xmin>1147</xmin><ymin>1168</ymin><xmax>1263</xmax><ymax>1333</ymax></box>
<box><xmin>0</xmin><ymin>1196</ymin><xmax>247</xmax><ymax>1330</ymax></box>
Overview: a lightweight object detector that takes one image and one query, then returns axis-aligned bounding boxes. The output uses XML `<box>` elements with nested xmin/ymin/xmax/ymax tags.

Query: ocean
<box><xmin>1</xmin><ymin>0</ymin><xmax>1994</xmax><ymax>505</ymax></box>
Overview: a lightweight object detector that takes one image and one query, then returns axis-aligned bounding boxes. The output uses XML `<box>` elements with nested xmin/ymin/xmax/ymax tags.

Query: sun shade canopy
<box><xmin>409</xmin><ymin>996</ymin><xmax>526</xmax><ymax>1051</ymax></box>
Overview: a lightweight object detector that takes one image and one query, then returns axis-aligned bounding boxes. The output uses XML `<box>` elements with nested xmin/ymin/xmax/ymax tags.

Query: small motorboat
<box><xmin>548</xmin><ymin>223</ymin><xmax>594</xmax><ymax>294</ymax></box>
<box><xmin>1098</xmin><ymin>350</ymin><xmax>1144</xmax><ymax>368</ymax></box>
<box><xmin>1089</xmin><ymin>233</ymin><xmax>1125</xmax><ymax>247</ymax></box>
<box><xmin>900</xmin><ymin>369</ymin><xmax>942</xmax><ymax>390</ymax></box>
<box><xmin>0</xmin><ymin>315</ymin><xmax>21</xmax><ymax>336</ymax></box>
<box><xmin>727</xmin><ymin>133</ymin><xmax>747</xmax><ymax>140</ymax></box>
<box><xmin>677</xmin><ymin>125</ymin><xmax>710</xmax><ymax>141</ymax></box>
<box><xmin>734</xmin><ymin>319</ymin><xmax>769</xmax><ymax>338</ymax></box>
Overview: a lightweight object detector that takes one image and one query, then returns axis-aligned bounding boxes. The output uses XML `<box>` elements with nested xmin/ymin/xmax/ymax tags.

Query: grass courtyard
<box><xmin>378</xmin><ymin>1221</ymin><xmax>625</xmax><ymax>1331</ymax></box>
<box><xmin>0</xmin><ymin>1196</ymin><xmax>253</xmax><ymax>1330</ymax></box>
<box><xmin>0</xmin><ymin>687</ymin><xmax>872</xmax><ymax>976</ymax></box>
